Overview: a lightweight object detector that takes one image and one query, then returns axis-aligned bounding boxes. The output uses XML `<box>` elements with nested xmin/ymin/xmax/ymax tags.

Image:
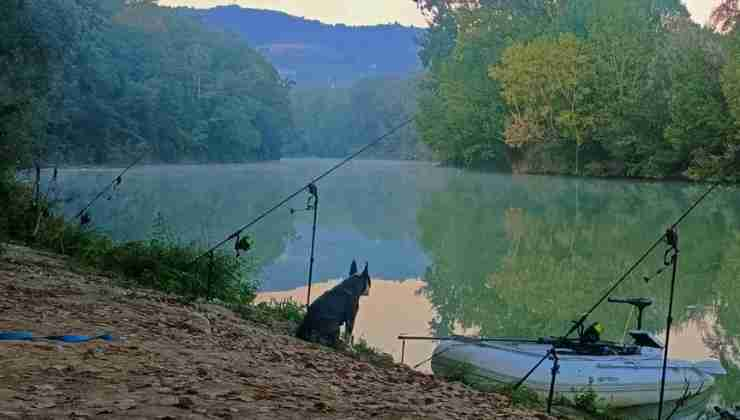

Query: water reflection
<box><xmin>50</xmin><ymin>160</ymin><xmax>441</xmax><ymax>290</ymax></box>
<box><xmin>257</xmin><ymin>278</ymin><xmax>440</xmax><ymax>372</ymax></box>
<box><xmin>50</xmin><ymin>160</ymin><xmax>740</xmax><ymax>407</ymax></box>
<box><xmin>416</xmin><ymin>171</ymin><xmax>740</xmax><ymax>406</ymax></box>
<box><xmin>257</xmin><ymin>278</ymin><xmax>729</xmax><ymax>418</ymax></box>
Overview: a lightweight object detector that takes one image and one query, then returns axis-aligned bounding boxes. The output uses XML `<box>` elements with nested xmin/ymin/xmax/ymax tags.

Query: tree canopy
<box><xmin>415</xmin><ymin>0</ymin><xmax>740</xmax><ymax>180</ymax></box>
<box><xmin>0</xmin><ymin>0</ymin><xmax>293</xmax><ymax>169</ymax></box>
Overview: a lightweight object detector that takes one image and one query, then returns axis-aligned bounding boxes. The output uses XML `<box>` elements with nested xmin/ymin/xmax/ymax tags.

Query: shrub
<box><xmin>344</xmin><ymin>337</ymin><xmax>395</xmax><ymax>368</ymax></box>
<box><xmin>240</xmin><ymin>298</ymin><xmax>306</xmax><ymax>324</ymax></box>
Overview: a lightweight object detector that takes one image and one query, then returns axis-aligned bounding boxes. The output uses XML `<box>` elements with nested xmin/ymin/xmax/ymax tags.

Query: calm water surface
<box><xmin>52</xmin><ymin>159</ymin><xmax>740</xmax><ymax>414</ymax></box>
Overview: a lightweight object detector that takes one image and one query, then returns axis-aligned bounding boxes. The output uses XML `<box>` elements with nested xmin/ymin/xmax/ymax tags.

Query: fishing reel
<box><xmin>106</xmin><ymin>176</ymin><xmax>122</xmax><ymax>201</ymax></box>
<box><xmin>234</xmin><ymin>231</ymin><xmax>252</xmax><ymax>257</ymax></box>
<box><xmin>643</xmin><ymin>227</ymin><xmax>679</xmax><ymax>283</ymax></box>
<box><xmin>290</xmin><ymin>183</ymin><xmax>318</xmax><ymax>214</ymax></box>
<box><xmin>80</xmin><ymin>211</ymin><xmax>92</xmax><ymax>226</ymax></box>
<box><xmin>572</xmin><ymin>320</ymin><xmax>604</xmax><ymax>344</ymax></box>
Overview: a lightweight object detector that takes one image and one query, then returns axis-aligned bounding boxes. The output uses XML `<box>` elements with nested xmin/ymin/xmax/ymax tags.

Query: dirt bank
<box><xmin>0</xmin><ymin>244</ymin><xmax>554</xmax><ymax>419</ymax></box>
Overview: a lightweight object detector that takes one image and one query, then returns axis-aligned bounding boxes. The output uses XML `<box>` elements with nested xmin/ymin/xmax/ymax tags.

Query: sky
<box><xmin>159</xmin><ymin>0</ymin><xmax>723</xmax><ymax>27</ymax></box>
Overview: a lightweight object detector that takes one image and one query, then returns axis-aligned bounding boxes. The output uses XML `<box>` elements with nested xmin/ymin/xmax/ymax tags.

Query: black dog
<box><xmin>296</xmin><ymin>260</ymin><xmax>371</xmax><ymax>347</ymax></box>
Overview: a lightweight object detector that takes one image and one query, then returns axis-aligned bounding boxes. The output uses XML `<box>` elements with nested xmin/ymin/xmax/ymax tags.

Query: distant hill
<box><xmin>197</xmin><ymin>6</ymin><xmax>424</xmax><ymax>87</ymax></box>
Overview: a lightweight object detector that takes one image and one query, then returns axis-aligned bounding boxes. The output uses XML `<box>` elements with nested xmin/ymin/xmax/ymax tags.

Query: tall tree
<box><xmin>491</xmin><ymin>33</ymin><xmax>597</xmax><ymax>174</ymax></box>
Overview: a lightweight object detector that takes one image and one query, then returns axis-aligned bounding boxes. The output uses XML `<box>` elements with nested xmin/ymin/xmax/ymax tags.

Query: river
<box><xmin>51</xmin><ymin>158</ymin><xmax>740</xmax><ymax>416</ymax></box>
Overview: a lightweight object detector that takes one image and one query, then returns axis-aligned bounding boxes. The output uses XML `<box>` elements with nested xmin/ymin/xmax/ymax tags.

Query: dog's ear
<box><xmin>362</xmin><ymin>262</ymin><xmax>369</xmax><ymax>279</ymax></box>
<box><xmin>349</xmin><ymin>260</ymin><xmax>358</xmax><ymax>277</ymax></box>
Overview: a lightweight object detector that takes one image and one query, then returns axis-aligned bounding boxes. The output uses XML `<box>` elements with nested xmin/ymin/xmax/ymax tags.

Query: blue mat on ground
<box><xmin>0</xmin><ymin>331</ymin><xmax>113</xmax><ymax>342</ymax></box>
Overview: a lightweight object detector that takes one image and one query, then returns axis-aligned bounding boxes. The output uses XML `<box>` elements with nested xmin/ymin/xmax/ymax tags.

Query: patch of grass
<box><xmin>234</xmin><ymin>298</ymin><xmax>306</xmax><ymax>326</ymax></box>
<box><xmin>443</xmin><ymin>359</ymin><xmax>476</xmax><ymax>383</ymax></box>
<box><xmin>0</xmin><ymin>175</ymin><xmax>258</xmax><ymax>304</ymax></box>
<box><xmin>344</xmin><ymin>337</ymin><xmax>395</xmax><ymax>368</ymax></box>
<box><xmin>436</xmin><ymin>359</ymin><xmax>542</xmax><ymax>409</ymax></box>
<box><xmin>573</xmin><ymin>388</ymin><xmax>600</xmax><ymax>413</ymax></box>
<box><xmin>494</xmin><ymin>384</ymin><xmax>542</xmax><ymax>409</ymax></box>
<box><xmin>559</xmin><ymin>388</ymin><xmax>625</xmax><ymax>420</ymax></box>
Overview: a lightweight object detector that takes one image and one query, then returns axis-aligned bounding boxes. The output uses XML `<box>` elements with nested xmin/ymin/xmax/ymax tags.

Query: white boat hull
<box><xmin>430</xmin><ymin>340</ymin><xmax>723</xmax><ymax>408</ymax></box>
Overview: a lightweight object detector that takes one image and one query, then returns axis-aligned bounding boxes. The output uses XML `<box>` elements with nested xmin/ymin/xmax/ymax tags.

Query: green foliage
<box><xmin>494</xmin><ymin>385</ymin><xmax>542</xmax><ymax>409</ymax></box>
<box><xmin>0</xmin><ymin>175</ymin><xmax>257</xmax><ymax>304</ymax></box>
<box><xmin>722</xmin><ymin>33</ymin><xmax>740</xmax><ymax>148</ymax></box>
<box><xmin>0</xmin><ymin>0</ymin><xmax>292</xmax><ymax>169</ymax></box>
<box><xmin>343</xmin><ymin>337</ymin><xmax>395</xmax><ymax>368</ymax></box>
<box><xmin>286</xmin><ymin>77</ymin><xmax>427</xmax><ymax>160</ymax></box>
<box><xmin>440</xmin><ymin>359</ymin><xmax>475</xmax><ymax>383</ymax></box>
<box><xmin>416</xmin><ymin>0</ymin><xmax>740</xmax><ymax>180</ymax></box>
<box><xmin>664</xmin><ymin>29</ymin><xmax>733</xmax><ymax>179</ymax></box>
<box><xmin>242</xmin><ymin>298</ymin><xmax>306</xmax><ymax>325</ymax></box>
<box><xmin>438</xmin><ymin>359</ymin><xmax>542</xmax><ymax>409</ymax></box>
<box><xmin>491</xmin><ymin>33</ymin><xmax>597</xmax><ymax>174</ymax></box>
<box><xmin>573</xmin><ymin>388</ymin><xmax>601</xmax><ymax>413</ymax></box>
<box><xmin>418</xmin><ymin>5</ymin><xmax>548</xmax><ymax>168</ymax></box>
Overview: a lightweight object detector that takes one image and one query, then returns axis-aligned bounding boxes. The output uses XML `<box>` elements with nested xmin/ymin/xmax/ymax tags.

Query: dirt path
<box><xmin>0</xmin><ymin>245</ymin><xmax>553</xmax><ymax>420</ymax></box>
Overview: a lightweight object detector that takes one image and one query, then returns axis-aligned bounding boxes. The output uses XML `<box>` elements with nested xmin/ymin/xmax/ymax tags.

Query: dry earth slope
<box><xmin>0</xmin><ymin>244</ymin><xmax>554</xmax><ymax>420</ymax></box>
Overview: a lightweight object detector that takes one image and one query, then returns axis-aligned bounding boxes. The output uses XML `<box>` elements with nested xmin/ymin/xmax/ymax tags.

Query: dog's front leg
<box><xmin>342</xmin><ymin>322</ymin><xmax>353</xmax><ymax>346</ymax></box>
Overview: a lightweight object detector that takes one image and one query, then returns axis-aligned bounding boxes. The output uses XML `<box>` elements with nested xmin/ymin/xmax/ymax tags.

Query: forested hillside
<box><xmin>0</xmin><ymin>0</ymin><xmax>293</xmax><ymax>168</ymax></box>
<box><xmin>199</xmin><ymin>6</ymin><xmax>423</xmax><ymax>86</ymax></box>
<box><xmin>193</xmin><ymin>6</ymin><xmax>427</xmax><ymax>159</ymax></box>
<box><xmin>416</xmin><ymin>0</ymin><xmax>740</xmax><ymax>180</ymax></box>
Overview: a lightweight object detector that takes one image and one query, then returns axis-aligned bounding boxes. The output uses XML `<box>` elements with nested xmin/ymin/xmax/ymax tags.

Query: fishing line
<box><xmin>73</xmin><ymin>153</ymin><xmax>146</xmax><ymax>224</ymax></box>
<box><xmin>190</xmin><ymin>116</ymin><xmax>415</xmax><ymax>266</ymax></box>
<box><xmin>412</xmin><ymin>342</ymin><xmax>467</xmax><ymax>369</ymax></box>
<box><xmin>513</xmin><ymin>181</ymin><xmax>721</xmax><ymax>391</ymax></box>
<box><xmin>562</xmin><ymin>182</ymin><xmax>719</xmax><ymax>340</ymax></box>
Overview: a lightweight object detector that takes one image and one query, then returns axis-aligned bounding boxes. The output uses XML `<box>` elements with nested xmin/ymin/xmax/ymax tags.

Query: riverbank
<box><xmin>0</xmin><ymin>244</ymin><xmax>556</xmax><ymax>419</ymax></box>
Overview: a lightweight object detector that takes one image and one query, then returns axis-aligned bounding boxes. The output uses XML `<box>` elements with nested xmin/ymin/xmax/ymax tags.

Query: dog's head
<box><xmin>347</xmin><ymin>260</ymin><xmax>371</xmax><ymax>296</ymax></box>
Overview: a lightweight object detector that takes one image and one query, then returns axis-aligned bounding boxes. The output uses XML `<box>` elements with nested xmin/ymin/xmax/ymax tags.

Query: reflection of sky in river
<box><xmin>258</xmin><ymin>223</ymin><xmax>430</xmax><ymax>291</ymax></box>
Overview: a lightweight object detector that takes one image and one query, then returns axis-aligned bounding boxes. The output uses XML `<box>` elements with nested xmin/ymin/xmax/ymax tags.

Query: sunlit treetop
<box><xmin>710</xmin><ymin>0</ymin><xmax>739</xmax><ymax>32</ymax></box>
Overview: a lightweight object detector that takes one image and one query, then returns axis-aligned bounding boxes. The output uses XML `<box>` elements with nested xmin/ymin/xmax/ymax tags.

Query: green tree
<box><xmin>664</xmin><ymin>26</ymin><xmax>734</xmax><ymax>179</ymax></box>
<box><xmin>491</xmin><ymin>33</ymin><xmax>597</xmax><ymax>174</ymax></box>
<box><xmin>723</xmin><ymin>34</ymin><xmax>740</xmax><ymax>140</ymax></box>
<box><xmin>1</xmin><ymin>0</ymin><xmax>294</xmax><ymax>167</ymax></box>
<box><xmin>417</xmin><ymin>5</ymin><xmax>553</xmax><ymax>167</ymax></box>
<box><xmin>286</xmin><ymin>77</ymin><xmax>424</xmax><ymax>160</ymax></box>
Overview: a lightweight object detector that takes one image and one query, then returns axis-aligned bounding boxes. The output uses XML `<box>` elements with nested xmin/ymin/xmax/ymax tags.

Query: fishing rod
<box><xmin>397</xmin><ymin>335</ymin><xmax>543</xmax><ymax>343</ymax></box>
<box><xmin>657</xmin><ymin>228</ymin><xmax>680</xmax><ymax>420</ymax></box>
<box><xmin>290</xmin><ymin>183</ymin><xmax>319</xmax><ymax>307</ymax></box>
<box><xmin>74</xmin><ymin>153</ymin><xmax>147</xmax><ymax>224</ymax></box>
<box><xmin>189</xmin><ymin>116</ymin><xmax>415</xmax><ymax>266</ymax></box>
<box><xmin>512</xmin><ymin>181</ymin><xmax>720</xmax><ymax>391</ymax></box>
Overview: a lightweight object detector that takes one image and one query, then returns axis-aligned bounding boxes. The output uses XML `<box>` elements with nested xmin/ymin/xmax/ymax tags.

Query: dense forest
<box><xmin>285</xmin><ymin>76</ymin><xmax>429</xmax><ymax>160</ymax></box>
<box><xmin>0</xmin><ymin>0</ymin><xmax>293</xmax><ymax>169</ymax></box>
<box><xmin>199</xmin><ymin>6</ymin><xmax>423</xmax><ymax>86</ymax></box>
<box><xmin>415</xmin><ymin>0</ymin><xmax>740</xmax><ymax>180</ymax></box>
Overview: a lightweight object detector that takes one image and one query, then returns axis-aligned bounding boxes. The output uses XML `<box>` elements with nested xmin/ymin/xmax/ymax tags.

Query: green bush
<box><xmin>0</xmin><ymin>175</ymin><xmax>258</xmax><ymax>304</ymax></box>
<box><xmin>573</xmin><ymin>388</ymin><xmax>600</xmax><ymax>413</ymax></box>
<box><xmin>344</xmin><ymin>337</ymin><xmax>395</xmax><ymax>368</ymax></box>
<box><xmin>237</xmin><ymin>298</ymin><xmax>306</xmax><ymax>324</ymax></box>
<box><xmin>493</xmin><ymin>384</ymin><xmax>542</xmax><ymax>409</ymax></box>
